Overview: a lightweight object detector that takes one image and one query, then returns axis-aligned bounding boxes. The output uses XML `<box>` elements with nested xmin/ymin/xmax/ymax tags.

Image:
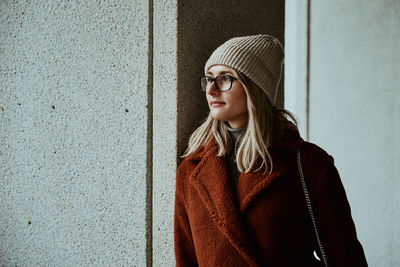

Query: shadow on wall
<box><xmin>176</xmin><ymin>0</ymin><xmax>285</xmax><ymax>160</ymax></box>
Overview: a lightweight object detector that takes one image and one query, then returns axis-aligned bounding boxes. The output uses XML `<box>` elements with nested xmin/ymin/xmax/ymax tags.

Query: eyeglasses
<box><xmin>200</xmin><ymin>75</ymin><xmax>237</xmax><ymax>92</ymax></box>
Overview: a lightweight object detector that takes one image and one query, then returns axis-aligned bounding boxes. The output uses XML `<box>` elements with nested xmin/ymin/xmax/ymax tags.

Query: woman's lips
<box><xmin>210</xmin><ymin>101</ymin><xmax>225</xmax><ymax>107</ymax></box>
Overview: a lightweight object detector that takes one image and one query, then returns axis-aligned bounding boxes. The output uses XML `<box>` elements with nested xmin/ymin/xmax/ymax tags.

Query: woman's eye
<box><xmin>222</xmin><ymin>75</ymin><xmax>231</xmax><ymax>81</ymax></box>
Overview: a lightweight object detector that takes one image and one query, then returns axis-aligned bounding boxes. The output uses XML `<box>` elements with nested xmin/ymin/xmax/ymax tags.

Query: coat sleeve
<box><xmin>174</xmin><ymin>163</ymin><xmax>198</xmax><ymax>266</ymax></box>
<box><xmin>310</xmin><ymin>155</ymin><xmax>368</xmax><ymax>267</ymax></box>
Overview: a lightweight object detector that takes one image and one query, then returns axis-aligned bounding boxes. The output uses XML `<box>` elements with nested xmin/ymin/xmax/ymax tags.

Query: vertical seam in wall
<box><xmin>306</xmin><ymin>0</ymin><xmax>311</xmax><ymax>141</ymax></box>
<box><xmin>176</xmin><ymin>0</ymin><xmax>180</xmax><ymax>164</ymax></box>
<box><xmin>146</xmin><ymin>0</ymin><xmax>154</xmax><ymax>266</ymax></box>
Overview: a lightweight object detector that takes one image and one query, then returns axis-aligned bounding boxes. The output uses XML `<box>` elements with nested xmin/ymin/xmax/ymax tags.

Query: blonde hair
<box><xmin>182</xmin><ymin>68</ymin><xmax>298</xmax><ymax>174</ymax></box>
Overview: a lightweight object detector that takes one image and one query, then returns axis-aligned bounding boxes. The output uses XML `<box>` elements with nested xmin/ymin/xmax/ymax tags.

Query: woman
<box><xmin>174</xmin><ymin>34</ymin><xmax>368</xmax><ymax>266</ymax></box>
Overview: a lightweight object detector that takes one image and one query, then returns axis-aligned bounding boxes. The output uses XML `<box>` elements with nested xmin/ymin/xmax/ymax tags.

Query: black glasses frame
<box><xmin>200</xmin><ymin>75</ymin><xmax>237</xmax><ymax>92</ymax></box>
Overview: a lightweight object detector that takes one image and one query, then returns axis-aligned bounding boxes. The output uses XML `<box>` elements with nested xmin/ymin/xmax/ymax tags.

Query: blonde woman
<box><xmin>174</xmin><ymin>34</ymin><xmax>368</xmax><ymax>267</ymax></box>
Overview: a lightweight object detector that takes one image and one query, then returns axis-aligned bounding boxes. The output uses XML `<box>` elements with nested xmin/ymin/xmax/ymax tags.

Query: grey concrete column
<box><xmin>0</xmin><ymin>1</ymin><xmax>150</xmax><ymax>265</ymax></box>
<box><xmin>152</xmin><ymin>0</ymin><xmax>178</xmax><ymax>266</ymax></box>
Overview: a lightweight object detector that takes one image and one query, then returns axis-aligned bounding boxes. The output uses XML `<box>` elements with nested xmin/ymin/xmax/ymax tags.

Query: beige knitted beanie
<box><xmin>204</xmin><ymin>34</ymin><xmax>284</xmax><ymax>104</ymax></box>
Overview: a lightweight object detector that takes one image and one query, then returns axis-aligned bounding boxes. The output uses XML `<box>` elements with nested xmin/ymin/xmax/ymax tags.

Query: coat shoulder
<box><xmin>301</xmin><ymin>141</ymin><xmax>334</xmax><ymax>164</ymax></box>
<box><xmin>299</xmin><ymin>141</ymin><xmax>337</xmax><ymax>182</ymax></box>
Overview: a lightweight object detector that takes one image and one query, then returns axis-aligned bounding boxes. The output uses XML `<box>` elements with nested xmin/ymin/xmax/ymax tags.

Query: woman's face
<box><xmin>205</xmin><ymin>65</ymin><xmax>248</xmax><ymax>128</ymax></box>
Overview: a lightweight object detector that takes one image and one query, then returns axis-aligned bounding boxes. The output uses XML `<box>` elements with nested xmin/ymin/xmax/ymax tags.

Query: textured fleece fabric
<box><xmin>174</xmin><ymin>130</ymin><xmax>368</xmax><ymax>267</ymax></box>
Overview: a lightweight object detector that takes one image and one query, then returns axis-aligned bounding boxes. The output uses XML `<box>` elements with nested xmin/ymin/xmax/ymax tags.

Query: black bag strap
<box><xmin>297</xmin><ymin>150</ymin><xmax>329</xmax><ymax>267</ymax></box>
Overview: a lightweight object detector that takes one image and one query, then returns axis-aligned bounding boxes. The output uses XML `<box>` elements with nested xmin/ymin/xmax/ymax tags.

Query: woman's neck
<box><xmin>227</xmin><ymin>125</ymin><xmax>245</xmax><ymax>146</ymax></box>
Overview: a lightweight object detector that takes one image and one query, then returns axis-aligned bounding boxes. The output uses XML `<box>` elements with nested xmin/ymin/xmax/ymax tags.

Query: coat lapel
<box><xmin>235</xmin><ymin>131</ymin><xmax>303</xmax><ymax>213</ymax></box>
<box><xmin>236</xmin><ymin>156</ymin><xmax>289</xmax><ymax>213</ymax></box>
<box><xmin>188</xmin><ymin>141</ymin><xmax>263</xmax><ymax>266</ymax></box>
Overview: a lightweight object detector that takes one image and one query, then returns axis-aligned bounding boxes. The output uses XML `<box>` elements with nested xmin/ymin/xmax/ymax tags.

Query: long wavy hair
<box><xmin>182</xmin><ymin>68</ymin><xmax>298</xmax><ymax>174</ymax></box>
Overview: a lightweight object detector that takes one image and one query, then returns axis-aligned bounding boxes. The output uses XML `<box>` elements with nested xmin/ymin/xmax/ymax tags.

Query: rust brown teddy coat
<box><xmin>174</xmin><ymin>130</ymin><xmax>368</xmax><ymax>266</ymax></box>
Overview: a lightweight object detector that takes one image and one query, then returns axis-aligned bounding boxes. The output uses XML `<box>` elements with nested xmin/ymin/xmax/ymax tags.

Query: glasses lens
<box><xmin>200</xmin><ymin>76</ymin><xmax>208</xmax><ymax>91</ymax></box>
<box><xmin>216</xmin><ymin>76</ymin><xmax>232</xmax><ymax>91</ymax></box>
<box><xmin>201</xmin><ymin>76</ymin><xmax>233</xmax><ymax>92</ymax></box>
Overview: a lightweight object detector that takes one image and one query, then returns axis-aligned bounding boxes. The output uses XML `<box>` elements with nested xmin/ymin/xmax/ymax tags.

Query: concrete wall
<box><xmin>0</xmin><ymin>1</ymin><xmax>150</xmax><ymax>265</ymax></box>
<box><xmin>285</xmin><ymin>0</ymin><xmax>400</xmax><ymax>265</ymax></box>
<box><xmin>152</xmin><ymin>0</ymin><xmax>177</xmax><ymax>266</ymax></box>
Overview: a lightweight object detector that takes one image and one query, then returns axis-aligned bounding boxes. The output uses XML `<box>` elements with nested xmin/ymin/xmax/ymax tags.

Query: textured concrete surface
<box><xmin>286</xmin><ymin>0</ymin><xmax>400</xmax><ymax>265</ymax></box>
<box><xmin>0</xmin><ymin>1</ymin><xmax>150</xmax><ymax>266</ymax></box>
<box><xmin>152</xmin><ymin>0</ymin><xmax>178</xmax><ymax>266</ymax></box>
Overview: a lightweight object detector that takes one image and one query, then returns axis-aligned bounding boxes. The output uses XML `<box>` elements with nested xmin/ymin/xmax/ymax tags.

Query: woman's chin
<box><xmin>210</xmin><ymin>112</ymin><xmax>227</xmax><ymax>121</ymax></box>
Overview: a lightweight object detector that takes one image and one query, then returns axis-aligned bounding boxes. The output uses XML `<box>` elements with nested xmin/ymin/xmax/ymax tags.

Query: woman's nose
<box><xmin>206</xmin><ymin>81</ymin><xmax>219</xmax><ymax>96</ymax></box>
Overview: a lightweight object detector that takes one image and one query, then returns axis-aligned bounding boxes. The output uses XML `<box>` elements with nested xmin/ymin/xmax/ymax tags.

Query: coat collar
<box><xmin>186</xmin><ymin>129</ymin><xmax>303</xmax><ymax>265</ymax></box>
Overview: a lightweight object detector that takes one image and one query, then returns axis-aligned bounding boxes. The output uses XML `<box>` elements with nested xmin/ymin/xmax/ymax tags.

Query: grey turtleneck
<box><xmin>227</xmin><ymin>125</ymin><xmax>244</xmax><ymax>185</ymax></box>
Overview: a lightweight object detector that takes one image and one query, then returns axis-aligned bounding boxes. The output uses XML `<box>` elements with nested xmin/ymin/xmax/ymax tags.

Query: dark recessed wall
<box><xmin>177</xmin><ymin>0</ymin><xmax>285</xmax><ymax>157</ymax></box>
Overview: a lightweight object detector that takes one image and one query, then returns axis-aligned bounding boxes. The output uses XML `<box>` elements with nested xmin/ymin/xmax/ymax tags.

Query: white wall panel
<box><xmin>286</xmin><ymin>1</ymin><xmax>400</xmax><ymax>265</ymax></box>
